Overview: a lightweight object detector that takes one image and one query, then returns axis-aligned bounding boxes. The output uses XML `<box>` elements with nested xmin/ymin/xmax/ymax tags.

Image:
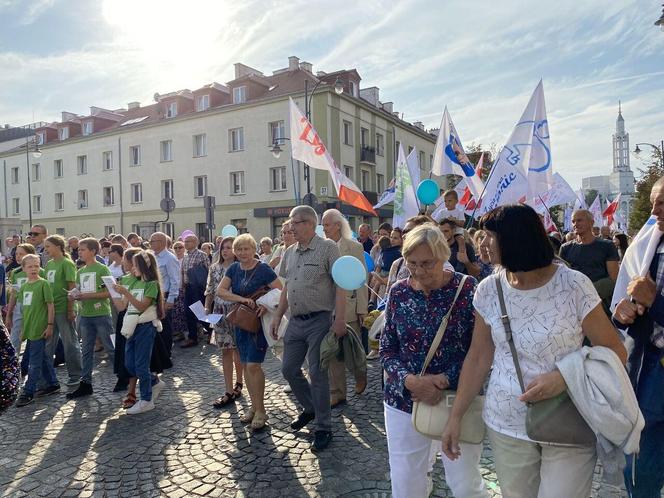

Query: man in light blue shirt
<box><xmin>150</xmin><ymin>232</ymin><xmax>180</xmax><ymax>356</ymax></box>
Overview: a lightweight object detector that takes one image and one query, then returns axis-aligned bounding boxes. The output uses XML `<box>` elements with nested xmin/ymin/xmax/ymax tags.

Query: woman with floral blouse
<box><xmin>380</xmin><ymin>223</ymin><xmax>487</xmax><ymax>498</ymax></box>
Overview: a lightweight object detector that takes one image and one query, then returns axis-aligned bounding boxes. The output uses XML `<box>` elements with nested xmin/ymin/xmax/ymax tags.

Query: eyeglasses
<box><xmin>405</xmin><ymin>260</ymin><xmax>438</xmax><ymax>272</ymax></box>
<box><xmin>27</xmin><ymin>232</ymin><xmax>42</xmax><ymax>236</ymax></box>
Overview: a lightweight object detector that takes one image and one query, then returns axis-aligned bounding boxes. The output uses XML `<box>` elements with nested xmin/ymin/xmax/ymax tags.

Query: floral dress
<box><xmin>0</xmin><ymin>321</ymin><xmax>19</xmax><ymax>413</ymax></box>
<box><xmin>205</xmin><ymin>262</ymin><xmax>236</xmax><ymax>349</ymax></box>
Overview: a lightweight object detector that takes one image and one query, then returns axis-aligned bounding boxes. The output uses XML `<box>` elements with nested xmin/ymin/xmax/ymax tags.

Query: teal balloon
<box><xmin>332</xmin><ymin>255</ymin><xmax>367</xmax><ymax>291</ymax></box>
<box><xmin>315</xmin><ymin>225</ymin><xmax>325</xmax><ymax>237</ymax></box>
<box><xmin>351</xmin><ymin>231</ymin><xmax>358</xmax><ymax>239</ymax></box>
<box><xmin>221</xmin><ymin>224</ymin><xmax>238</xmax><ymax>237</ymax></box>
<box><xmin>417</xmin><ymin>179</ymin><xmax>439</xmax><ymax>205</ymax></box>
<box><xmin>363</xmin><ymin>251</ymin><xmax>375</xmax><ymax>272</ymax></box>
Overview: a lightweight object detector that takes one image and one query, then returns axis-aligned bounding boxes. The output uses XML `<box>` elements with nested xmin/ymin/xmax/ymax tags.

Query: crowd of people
<box><xmin>0</xmin><ymin>179</ymin><xmax>662</xmax><ymax>497</ymax></box>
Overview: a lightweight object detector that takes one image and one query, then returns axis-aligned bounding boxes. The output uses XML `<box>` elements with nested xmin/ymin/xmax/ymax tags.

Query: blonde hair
<box><xmin>401</xmin><ymin>223</ymin><xmax>451</xmax><ymax>263</ymax></box>
<box><xmin>21</xmin><ymin>253</ymin><xmax>41</xmax><ymax>268</ymax></box>
<box><xmin>259</xmin><ymin>237</ymin><xmax>273</xmax><ymax>247</ymax></box>
<box><xmin>232</xmin><ymin>233</ymin><xmax>257</xmax><ymax>253</ymax></box>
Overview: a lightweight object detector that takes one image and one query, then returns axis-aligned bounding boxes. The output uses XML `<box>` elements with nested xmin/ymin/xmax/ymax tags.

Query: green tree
<box><xmin>584</xmin><ymin>189</ymin><xmax>598</xmax><ymax>208</ymax></box>
<box><xmin>630</xmin><ymin>150</ymin><xmax>664</xmax><ymax>230</ymax></box>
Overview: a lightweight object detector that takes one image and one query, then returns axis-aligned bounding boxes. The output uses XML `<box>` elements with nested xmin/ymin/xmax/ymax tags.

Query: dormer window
<box><xmin>349</xmin><ymin>81</ymin><xmax>358</xmax><ymax>97</ymax></box>
<box><xmin>233</xmin><ymin>86</ymin><xmax>246</xmax><ymax>104</ymax></box>
<box><xmin>82</xmin><ymin>121</ymin><xmax>93</xmax><ymax>136</ymax></box>
<box><xmin>196</xmin><ymin>95</ymin><xmax>210</xmax><ymax>111</ymax></box>
<box><xmin>36</xmin><ymin>132</ymin><xmax>45</xmax><ymax>145</ymax></box>
<box><xmin>59</xmin><ymin>127</ymin><xmax>69</xmax><ymax>140</ymax></box>
<box><xmin>166</xmin><ymin>102</ymin><xmax>177</xmax><ymax>118</ymax></box>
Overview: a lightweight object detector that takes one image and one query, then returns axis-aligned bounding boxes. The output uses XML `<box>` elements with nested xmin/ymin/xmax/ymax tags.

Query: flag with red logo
<box><xmin>602</xmin><ymin>193</ymin><xmax>621</xmax><ymax>226</ymax></box>
<box><xmin>289</xmin><ymin>98</ymin><xmax>376</xmax><ymax>215</ymax></box>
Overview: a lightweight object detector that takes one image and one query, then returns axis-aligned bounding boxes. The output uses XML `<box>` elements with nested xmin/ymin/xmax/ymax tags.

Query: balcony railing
<box><xmin>360</xmin><ymin>146</ymin><xmax>376</xmax><ymax>164</ymax></box>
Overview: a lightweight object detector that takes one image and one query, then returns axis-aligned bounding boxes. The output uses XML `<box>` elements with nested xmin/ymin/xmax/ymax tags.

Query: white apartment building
<box><xmin>1</xmin><ymin>56</ymin><xmax>438</xmax><ymax>241</ymax></box>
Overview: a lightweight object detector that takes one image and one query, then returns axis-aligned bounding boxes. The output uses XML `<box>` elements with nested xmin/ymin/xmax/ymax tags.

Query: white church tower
<box><xmin>609</xmin><ymin>101</ymin><xmax>635</xmax><ymax>226</ymax></box>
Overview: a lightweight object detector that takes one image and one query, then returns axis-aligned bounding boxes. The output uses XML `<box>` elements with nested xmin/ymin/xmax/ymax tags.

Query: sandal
<box><xmin>240</xmin><ymin>408</ymin><xmax>255</xmax><ymax>424</ymax></box>
<box><xmin>212</xmin><ymin>392</ymin><xmax>236</xmax><ymax>409</ymax></box>
<box><xmin>251</xmin><ymin>411</ymin><xmax>268</xmax><ymax>431</ymax></box>
<box><xmin>122</xmin><ymin>392</ymin><xmax>137</xmax><ymax>409</ymax></box>
<box><xmin>233</xmin><ymin>382</ymin><xmax>243</xmax><ymax>398</ymax></box>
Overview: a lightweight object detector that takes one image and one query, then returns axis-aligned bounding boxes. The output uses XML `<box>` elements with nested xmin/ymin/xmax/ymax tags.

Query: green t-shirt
<box><xmin>11</xmin><ymin>268</ymin><xmax>46</xmax><ymax>292</ymax></box>
<box><xmin>45</xmin><ymin>257</ymin><xmax>77</xmax><ymax>314</ymax></box>
<box><xmin>18</xmin><ymin>278</ymin><xmax>53</xmax><ymax>341</ymax></box>
<box><xmin>77</xmin><ymin>262</ymin><xmax>112</xmax><ymax>317</ymax></box>
<box><xmin>126</xmin><ymin>278</ymin><xmax>159</xmax><ymax>315</ymax></box>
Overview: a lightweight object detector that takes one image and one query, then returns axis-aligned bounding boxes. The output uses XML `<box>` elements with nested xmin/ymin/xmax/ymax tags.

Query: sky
<box><xmin>1</xmin><ymin>0</ymin><xmax>663</xmax><ymax>190</ymax></box>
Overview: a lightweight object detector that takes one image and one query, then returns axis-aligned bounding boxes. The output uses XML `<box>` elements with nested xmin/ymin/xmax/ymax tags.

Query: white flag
<box><xmin>406</xmin><ymin>147</ymin><xmax>421</xmax><ymax>189</ymax></box>
<box><xmin>431</xmin><ymin>107</ymin><xmax>484</xmax><ymax>199</ymax></box>
<box><xmin>528</xmin><ymin>172</ymin><xmax>578</xmax><ymax>211</ymax></box>
<box><xmin>393</xmin><ymin>144</ymin><xmax>420</xmax><ymax>228</ymax></box>
<box><xmin>574</xmin><ymin>190</ymin><xmax>587</xmax><ymax>210</ymax></box>
<box><xmin>374</xmin><ymin>177</ymin><xmax>396</xmax><ymax>209</ymax></box>
<box><xmin>589</xmin><ymin>195</ymin><xmax>603</xmax><ymax>227</ymax></box>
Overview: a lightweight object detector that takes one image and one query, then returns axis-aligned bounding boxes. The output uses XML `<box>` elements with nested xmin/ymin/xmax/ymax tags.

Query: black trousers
<box><xmin>161</xmin><ymin>293</ymin><xmax>173</xmax><ymax>356</ymax></box>
<box><xmin>184</xmin><ymin>285</ymin><xmax>205</xmax><ymax>343</ymax></box>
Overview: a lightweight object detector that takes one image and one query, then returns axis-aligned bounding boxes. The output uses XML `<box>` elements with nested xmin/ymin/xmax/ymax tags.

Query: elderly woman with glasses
<box><xmin>380</xmin><ymin>223</ymin><xmax>488</xmax><ymax>498</ymax></box>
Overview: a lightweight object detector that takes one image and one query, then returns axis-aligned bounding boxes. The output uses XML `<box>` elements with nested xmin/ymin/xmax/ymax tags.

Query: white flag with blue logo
<box><xmin>431</xmin><ymin>107</ymin><xmax>484</xmax><ymax>200</ymax></box>
<box><xmin>374</xmin><ymin>178</ymin><xmax>396</xmax><ymax>209</ymax></box>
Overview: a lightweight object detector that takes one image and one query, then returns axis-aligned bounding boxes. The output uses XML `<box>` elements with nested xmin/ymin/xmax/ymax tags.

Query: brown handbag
<box><xmin>496</xmin><ymin>277</ymin><xmax>596</xmax><ymax>446</ymax></box>
<box><xmin>226</xmin><ymin>286</ymin><xmax>270</xmax><ymax>334</ymax></box>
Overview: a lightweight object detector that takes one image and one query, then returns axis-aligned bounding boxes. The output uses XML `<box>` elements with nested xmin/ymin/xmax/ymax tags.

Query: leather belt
<box><xmin>293</xmin><ymin>310</ymin><xmax>326</xmax><ymax>321</ymax></box>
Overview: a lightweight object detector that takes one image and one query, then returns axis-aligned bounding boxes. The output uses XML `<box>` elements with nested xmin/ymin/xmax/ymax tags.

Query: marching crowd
<box><xmin>0</xmin><ymin>178</ymin><xmax>663</xmax><ymax>498</ymax></box>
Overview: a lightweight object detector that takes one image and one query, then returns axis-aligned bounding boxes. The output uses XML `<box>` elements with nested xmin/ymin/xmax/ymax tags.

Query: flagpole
<box><xmin>465</xmin><ymin>152</ymin><xmax>500</xmax><ymax>228</ymax></box>
<box><xmin>537</xmin><ymin>195</ymin><xmax>563</xmax><ymax>236</ymax></box>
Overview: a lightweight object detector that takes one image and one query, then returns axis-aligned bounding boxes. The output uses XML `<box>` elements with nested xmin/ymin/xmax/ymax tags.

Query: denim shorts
<box><xmin>234</xmin><ymin>327</ymin><xmax>267</xmax><ymax>364</ymax></box>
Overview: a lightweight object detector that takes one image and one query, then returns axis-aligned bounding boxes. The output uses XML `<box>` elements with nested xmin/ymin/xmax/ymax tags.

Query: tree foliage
<box><xmin>630</xmin><ymin>150</ymin><xmax>664</xmax><ymax>231</ymax></box>
<box><xmin>584</xmin><ymin>189</ymin><xmax>598</xmax><ymax>208</ymax></box>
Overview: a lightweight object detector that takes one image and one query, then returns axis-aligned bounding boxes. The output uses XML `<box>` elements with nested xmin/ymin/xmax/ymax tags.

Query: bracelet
<box><xmin>47</xmin><ymin>323</ymin><xmax>54</xmax><ymax>326</ymax></box>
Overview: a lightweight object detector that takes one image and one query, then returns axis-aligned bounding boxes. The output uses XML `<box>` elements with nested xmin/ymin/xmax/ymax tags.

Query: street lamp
<box><xmin>656</xmin><ymin>4</ymin><xmax>664</xmax><ymax>30</ymax></box>
<box><xmin>25</xmin><ymin>134</ymin><xmax>42</xmax><ymax>228</ymax></box>
<box><xmin>633</xmin><ymin>141</ymin><xmax>664</xmax><ymax>168</ymax></box>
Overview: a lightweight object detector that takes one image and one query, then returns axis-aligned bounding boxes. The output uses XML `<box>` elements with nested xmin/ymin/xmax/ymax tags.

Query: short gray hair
<box><xmin>402</xmin><ymin>223</ymin><xmax>451</xmax><ymax>263</ymax></box>
<box><xmin>290</xmin><ymin>205</ymin><xmax>318</xmax><ymax>224</ymax></box>
<box><xmin>322</xmin><ymin>209</ymin><xmax>353</xmax><ymax>240</ymax></box>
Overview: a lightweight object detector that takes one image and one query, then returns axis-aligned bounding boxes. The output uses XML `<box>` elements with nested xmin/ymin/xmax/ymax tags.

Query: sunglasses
<box><xmin>27</xmin><ymin>232</ymin><xmax>42</xmax><ymax>236</ymax></box>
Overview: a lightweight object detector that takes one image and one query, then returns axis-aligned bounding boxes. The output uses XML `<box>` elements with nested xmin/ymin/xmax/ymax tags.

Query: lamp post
<box><xmin>634</xmin><ymin>141</ymin><xmax>664</xmax><ymax>168</ymax></box>
<box><xmin>25</xmin><ymin>134</ymin><xmax>42</xmax><ymax>228</ymax></box>
<box><xmin>271</xmin><ymin>76</ymin><xmax>343</xmax><ymax>205</ymax></box>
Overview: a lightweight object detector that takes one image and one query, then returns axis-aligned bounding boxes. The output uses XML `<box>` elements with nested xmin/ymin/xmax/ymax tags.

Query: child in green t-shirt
<box><xmin>14</xmin><ymin>254</ymin><xmax>59</xmax><ymax>407</ymax></box>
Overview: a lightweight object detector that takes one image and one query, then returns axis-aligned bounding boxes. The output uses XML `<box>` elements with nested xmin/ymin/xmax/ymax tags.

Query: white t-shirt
<box><xmin>473</xmin><ymin>264</ymin><xmax>600</xmax><ymax>441</ymax></box>
<box><xmin>432</xmin><ymin>205</ymin><xmax>465</xmax><ymax>223</ymax></box>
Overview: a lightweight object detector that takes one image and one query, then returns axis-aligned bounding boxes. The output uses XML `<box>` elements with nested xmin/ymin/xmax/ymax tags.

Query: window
<box><xmin>131</xmin><ymin>183</ymin><xmax>143</xmax><ymax>203</ymax></box>
<box><xmin>77</xmin><ymin>155</ymin><xmax>87</xmax><ymax>175</ymax></box>
<box><xmin>129</xmin><ymin>145</ymin><xmax>141</xmax><ymax>166</ymax></box>
<box><xmin>377</xmin><ymin>173</ymin><xmax>385</xmax><ymax>193</ymax></box>
<box><xmin>58</xmin><ymin>127</ymin><xmax>69</xmax><ymax>140</ymax></box>
<box><xmin>160</xmin><ymin>140</ymin><xmax>173</xmax><ymax>162</ymax></box>
<box><xmin>360</xmin><ymin>127</ymin><xmax>369</xmax><ymax>148</ymax></box>
<box><xmin>408</xmin><ymin>146</ymin><xmax>413</xmax><ymax>154</ymax></box>
<box><xmin>419</xmin><ymin>151</ymin><xmax>425</xmax><ymax>169</ymax></box>
<box><xmin>194</xmin><ymin>176</ymin><xmax>207</xmax><ymax>198</ymax></box>
<box><xmin>270</xmin><ymin>166</ymin><xmax>287</xmax><ymax>191</ymax></box>
<box><xmin>131</xmin><ymin>224</ymin><xmax>140</xmax><ymax>234</ymax></box>
<box><xmin>166</xmin><ymin>102</ymin><xmax>177</xmax><ymax>118</ymax></box>
<box><xmin>230</xmin><ymin>171</ymin><xmax>245</xmax><ymax>194</ymax></box>
<box><xmin>104</xmin><ymin>225</ymin><xmax>115</xmax><ymax>236</ymax></box>
<box><xmin>229</xmin><ymin>127</ymin><xmax>244</xmax><ymax>151</ymax></box>
<box><xmin>11</xmin><ymin>198</ymin><xmax>19</xmax><ymax>215</ymax></box>
<box><xmin>33</xmin><ymin>195</ymin><xmax>41</xmax><ymax>213</ymax></box>
<box><xmin>233</xmin><ymin>86</ymin><xmax>246</xmax><ymax>104</ymax></box>
<box><xmin>36</xmin><ymin>132</ymin><xmax>44</xmax><ymax>145</ymax></box>
<box><xmin>32</xmin><ymin>163</ymin><xmax>40</xmax><ymax>182</ymax></box>
<box><xmin>103</xmin><ymin>186</ymin><xmax>115</xmax><ymax>206</ymax></box>
<box><xmin>162</xmin><ymin>222</ymin><xmax>175</xmax><ymax>238</ymax></box>
<box><xmin>376</xmin><ymin>133</ymin><xmax>384</xmax><ymax>156</ymax></box>
<box><xmin>349</xmin><ymin>81</ymin><xmax>358</xmax><ymax>97</ymax></box>
<box><xmin>56</xmin><ymin>228</ymin><xmax>65</xmax><ymax>236</ymax></box>
<box><xmin>269</xmin><ymin>120</ymin><xmax>285</xmax><ymax>145</ymax></box>
<box><xmin>344</xmin><ymin>165</ymin><xmax>353</xmax><ymax>179</ymax></box>
<box><xmin>193</xmin><ymin>134</ymin><xmax>207</xmax><ymax>157</ymax></box>
<box><xmin>103</xmin><ymin>151</ymin><xmax>113</xmax><ymax>171</ymax></box>
<box><xmin>343</xmin><ymin>121</ymin><xmax>353</xmax><ymax>145</ymax></box>
<box><xmin>10</xmin><ymin>167</ymin><xmax>19</xmax><ymax>184</ymax></box>
<box><xmin>162</xmin><ymin>179</ymin><xmax>174</xmax><ymax>200</ymax></box>
<box><xmin>361</xmin><ymin>169</ymin><xmax>370</xmax><ymax>191</ymax></box>
<box><xmin>196</xmin><ymin>94</ymin><xmax>210</xmax><ymax>112</ymax></box>
<box><xmin>395</xmin><ymin>140</ymin><xmax>401</xmax><ymax>158</ymax></box>
<box><xmin>55</xmin><ymin>193</ymin><xmax>64</xmax><ymax>211</ymax></box>
<box><xmin>230</xmin><ymin>218</ymin><xmax>248</xmax><ymax>234</ymax></box>
<box><xmin>430</xmin><ymin>154</ymin><xmax>433</xmax><ymax>170</ymax></box>
<box><xmin>82</xmin><ymin>121</ymin><xmax>93</xmax><ymax>136</ymax></box>
<box><xmin>78</xmin><ymin>190</ymin><xmax>88</xmax><ymax>209</ymax></box>
<box><xmin>54</xmin><ymin>159</ymin><xmax>63</xmax><ymax>178</ymax></box>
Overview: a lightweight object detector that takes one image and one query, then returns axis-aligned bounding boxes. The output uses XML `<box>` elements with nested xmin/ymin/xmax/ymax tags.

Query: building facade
<box><xmin>0</xmin><ymin>56</ymin><xmax>437</xmax><ymax>241</ymax></box>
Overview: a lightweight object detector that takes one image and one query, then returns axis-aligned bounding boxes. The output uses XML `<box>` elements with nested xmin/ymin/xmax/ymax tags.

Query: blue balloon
<box><xmin>315</xmin><ymin>225</ymin><xmax>325</xmax><ymax>237</ymax></box>
<box><xmin>332</xmin><ymin>255</ymin><xmax>367</xmax><ymax>291</ymax></box>
<box><xmin>363</xmin><ymin>251</ymin><xmax>375</xmax><ymax>272</ymax></box>
<box><xmin>417</xmin><ymin>179</ymin><xmax>439</xmax><ymax>205</ymax></box>
<box><xmin>221</xmin><ymin>224</ymin><xmax>238</xmax><ymax>237</ymax></box>
<box><xmin>351</xmin><ymin>231</ymin><xmax>358</xmax><ymax>239</ymax></box>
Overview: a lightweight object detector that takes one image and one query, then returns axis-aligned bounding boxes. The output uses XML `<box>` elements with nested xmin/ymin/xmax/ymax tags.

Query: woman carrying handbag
<box><xmin>442</xmin><ymin>205</ymin><xmax>627</xmax><ymax>498</ymax></box>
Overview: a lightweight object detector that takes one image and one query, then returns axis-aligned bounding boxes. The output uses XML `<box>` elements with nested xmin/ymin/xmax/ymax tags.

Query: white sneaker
<box><xmin>282</xmin><ymin>384</ymin><xmax>292</xmax><ymax>393</ymax></box>
<box><xmin>126</xmin><ymin>399</ymin><xmax>155</xmax><ymax>415</ymax></box>
<box><xmin>151</xmin><ymin>380</ymin><xmax>165</xmax><ymax>402</ymax></box>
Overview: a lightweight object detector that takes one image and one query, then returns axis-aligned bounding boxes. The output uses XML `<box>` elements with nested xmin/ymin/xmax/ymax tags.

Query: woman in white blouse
<box><xmin>442</xmin><ymin>205</ymin><xmax>626</xmax><ymax>498</ymax></box>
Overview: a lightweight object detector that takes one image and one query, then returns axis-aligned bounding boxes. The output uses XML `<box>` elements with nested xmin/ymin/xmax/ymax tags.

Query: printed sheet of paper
<box><xmin>188</xmin><ymin>300</ymin><xmax>223</xmax><ymax>324</ymax></box>
<box><xmin>101</xmin><ymin>276</ymin><xmax>122</xmax><ymax>299</ymax></box>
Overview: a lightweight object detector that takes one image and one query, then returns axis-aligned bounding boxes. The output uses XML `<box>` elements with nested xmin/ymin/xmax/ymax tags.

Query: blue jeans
<box><xmin>45</xmin><ymin>313</ymin><xmax>82</xmax><ymax>383</ymax></box>
<box><xmin>125</xmin><ymin>323</ymin><xmax>155</xmax><ymax>402</ymax></box>
<box><xmin>79</xmin><ymin>315</ymin><xmax>114</xmax><ymax>384</ymax></box>
<box><xmin>24</xmin><ymin>338</ymin><xmax>59</xmax><ymax>396</ymax></box>
<box><xmin>625</xmin><ymin>347</ymin><xmax>664</xmax><ymax>497</ymax></box>
<box><xmin>10</xmin><ymin>302</ymin><xmax>22</xmax><ymax>354</ymax></box>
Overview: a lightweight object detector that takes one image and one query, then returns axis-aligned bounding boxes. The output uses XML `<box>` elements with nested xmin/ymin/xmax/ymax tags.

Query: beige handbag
<box><xmin>411</xmin><ymin>275</ymin><xmax>486</xmax><ymax>444</ymax></box>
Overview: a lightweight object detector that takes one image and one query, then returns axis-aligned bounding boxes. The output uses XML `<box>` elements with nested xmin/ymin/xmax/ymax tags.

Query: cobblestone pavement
<box><xmin>0</xmin><ymin>341</ymin><xmax>648</xmax><ymax>497</ymax></box>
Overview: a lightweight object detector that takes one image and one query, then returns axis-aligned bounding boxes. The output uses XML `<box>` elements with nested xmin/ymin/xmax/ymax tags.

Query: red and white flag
<box><xmin>289</xmin><ymin>98</ymin><xmax>376</xmax><ymax>215</ymax></box>
<box><xmin>602</xmin><ymin>194</ymin><xmax>621</xmax><ymax>226</ymax></box>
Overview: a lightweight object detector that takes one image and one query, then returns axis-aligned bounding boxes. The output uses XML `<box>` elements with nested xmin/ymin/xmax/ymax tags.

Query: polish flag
<box><xmin>459</xmin><ymin>153</ymin><xmax>485</xmax><ymax>209</ymax></box>
<box><xmin>602</xmin><ymin>194</ymin><xmax>621</xmax><ymax>226</ymax></box>
<box><xmin>289</xmin><ymin>98</ymin><xmax>376</xmax><ymax>215</ymax></box>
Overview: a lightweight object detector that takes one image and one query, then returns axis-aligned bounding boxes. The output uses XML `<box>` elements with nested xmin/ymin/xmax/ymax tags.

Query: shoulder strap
<box><xmin>496</xmin><ymin>276</ymin><xmax>527</xmax><ymax>394</ymax></box>
<box><xmin>419</xmin><ymin>275</ymin><xmax>468</xmax><ymax>376</ymax></box>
